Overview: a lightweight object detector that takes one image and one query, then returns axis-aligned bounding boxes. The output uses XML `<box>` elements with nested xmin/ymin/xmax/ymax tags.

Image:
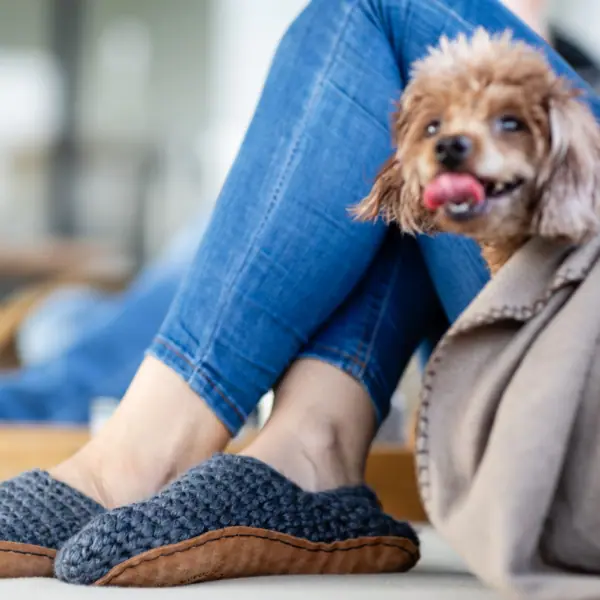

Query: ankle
<box><xmin>242</xmin><ymin>359</ymin><xmax>376</xmax><ymax>492</ymax></box>
<box><xmin>243</xmin><ymin>417</ymin><xmax>366</xmax><ymax>492</ymax></box>
<box><xmin>298</xmin><ymin>419</ymin><xmax>366</xmax><ymax>490</ymax></box>
<box><xmin>52</xmin><ymin>358</ymin><xmax>232</xmax><ymax>507</ymax></box>
<box><xmin>53</xmin><ymin>423</ymin><xmax>229</xmax><ymax>509</ymax></box>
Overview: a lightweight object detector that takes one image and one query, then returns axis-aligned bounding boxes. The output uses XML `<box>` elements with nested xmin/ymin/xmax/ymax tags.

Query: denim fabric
<box><xmin>0</xmin><ymin>215</ymin><xmax>206</xmax><ymax>423</ymax></box>
<box><xmin>150</xmin><ymin>0</ymin><xmax>600</xmax><ymax>434</ymax></box>
<box><xmin>1</xmin><ymin>0</ymin><xmax>598</xmax><ymax>425</ymax></box>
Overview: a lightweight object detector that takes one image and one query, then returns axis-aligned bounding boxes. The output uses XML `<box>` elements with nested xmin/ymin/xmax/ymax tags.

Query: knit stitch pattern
<box><xmin>0</xmin><ymin>469</ymin><xmax>103</xmax><ymax>549</ymax></box>
<box><xmin>56</xmin><ymin>453</ymin><xmax>418</xmax><ymax>584</ymax></box>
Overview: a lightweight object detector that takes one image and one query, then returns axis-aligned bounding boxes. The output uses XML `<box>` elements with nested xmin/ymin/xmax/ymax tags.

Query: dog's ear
<box><xmin>351</xmin><ymin>155</ymin><xmax>404</xmax><ymax>221</ymax></box>
<box><xmin>351</xmin><ymin>106</ymin><xmax>425</xmax><ymax>232</ymax></box>
<box><xmin>534</xmin><ymin>88</ymin><xmax>600</xmax><ymax>242</ymax></box>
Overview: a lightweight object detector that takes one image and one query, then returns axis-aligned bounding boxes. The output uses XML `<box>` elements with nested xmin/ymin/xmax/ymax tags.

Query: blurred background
<box><xmin>0</xmin><ymin>0</ymin><xmax>306</xmax><ymax>274</ymax></box>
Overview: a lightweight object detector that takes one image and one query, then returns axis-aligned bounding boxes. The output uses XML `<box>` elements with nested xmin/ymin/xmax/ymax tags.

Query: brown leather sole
<box><xmin>0</xmin><ymin>541</ymin><xmax>55</xmax><ymax>578</ymax></box>
<box><xmin>95</xmin><ymin>525</ymin><xmax>419</xmax><ymax>587</ymax></box>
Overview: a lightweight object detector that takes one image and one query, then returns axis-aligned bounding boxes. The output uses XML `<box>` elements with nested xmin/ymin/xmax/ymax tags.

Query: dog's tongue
<box><xmin>423</xmin><ymin>173</ymin><xmax>485</xmax><ymax>211</ymax></box>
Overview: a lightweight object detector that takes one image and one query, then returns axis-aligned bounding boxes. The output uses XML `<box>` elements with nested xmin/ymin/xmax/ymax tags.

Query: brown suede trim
<box><xmin>95</xmin><ymin>526</ymin><xmax>419</xmax><ymax>587</ymax></box>
<box><xmin>0</xmin><ymin>541</ymin><xmax>55</xmax><ymax>578</ymax></box>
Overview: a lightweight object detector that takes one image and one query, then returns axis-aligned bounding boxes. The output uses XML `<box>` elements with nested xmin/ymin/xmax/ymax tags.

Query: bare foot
<box><xmin>241</xmin><ymin>359</ymin><xmax>376</xmax><ymax>492</ymax></box>
<box><xmin>51</xmin><ymin>357</ymin><xmax>231</xmax><ymax>508</ymax></box>
<box><xmin>51</xmin><ymin>357</ymin><xmax>375</xmax><ymax>508</ymax></box>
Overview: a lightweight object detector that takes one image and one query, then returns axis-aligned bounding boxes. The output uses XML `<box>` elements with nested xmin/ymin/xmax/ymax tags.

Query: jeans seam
<box><xmin>305</xmin><ymin>341</ymin><xmax>388</xmax><ymax>389</ymax></box>
<box><xmin>193</xmin><ymin>368</ymin><xmax>247</xmax><ymax>425</ymax></box>
<box><xmin>358</xmin><ymin>253</ymin><xmax>402</xmax><ymax>377</ymax></box>
<box><xmin>306</xmin><ymin>342</ymin><xmax>368</xmax><ymax>369</ymax></box>
<box><xmin>392</xmin><ymin>0</ymin><xmax>409</xmax><ymax>77</ymax></box>
<box><xmin>190</xmin><ymin>0</ymin><xmax>363</xmax><ymax>371</ymax></box>
<box><xmin>428</xmin><ymin>0</ymin><xmax>474</xmax><ymax>31</ymax></box>
<box><xmin>399</xmin><ymin>0</ymin><xmax>473</xmax><ymax>83</ymax></box>
<box><xmin>154</xmin><ymin>335</ymin><xmax>195</xmax><ymax>368</ymax></box>
<box><xmin>323</xmin><ymin>78</ymin><xmax>390</xmax><ymax>136</ymax></box>
<box><xmin>153</xmin><ymin>337</ymin><xmax>246</xmax><ymax>424</ymax></box>
<box><xmin>366</xmin><ymin>0</ymin><xmax>408</xmax><ymax>57</ymax></box>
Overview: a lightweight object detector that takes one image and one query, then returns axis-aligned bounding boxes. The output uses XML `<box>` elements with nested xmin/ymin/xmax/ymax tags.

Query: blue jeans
<box><xmin>150</xmin><ymin>0</ymin><xmax>600</xmax><ymax>434</ymax></box>
<box><xmin>1</xmin><ymin>0</ymin><xmax>598</xmax><ymax>425</ymax></box>
<box><xmin>0</xmin><ymin>219</ymin><xmax>204</xmax><ymax>422</ymax></box>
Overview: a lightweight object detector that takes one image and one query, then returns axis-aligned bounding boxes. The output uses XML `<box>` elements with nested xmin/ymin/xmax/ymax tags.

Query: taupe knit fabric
<box><xmin>416</xmin><ymin>234</ymin><xmax>600</xmax><ymax>600</ymax></box>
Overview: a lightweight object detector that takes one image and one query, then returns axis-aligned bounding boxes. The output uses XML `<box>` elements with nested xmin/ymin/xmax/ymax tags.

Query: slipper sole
<box><xmin>95</xmin><ymin>525</ymin><xmax>419</xmax><ymax>587</ymax></box>
<box><xmin>56</xmin><ymin>455</ymin><xmax>420</xmax><ymax>586</ymax></box>
<box><xmin>0</xmin><ymin>541</ymin><xmax>56</xmax><ymax>578</ymax></box>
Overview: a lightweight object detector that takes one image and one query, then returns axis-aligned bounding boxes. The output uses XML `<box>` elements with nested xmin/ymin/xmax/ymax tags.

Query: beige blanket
<box><xmin>416</xmin><ymin>234</ymin><xmax>600</xmax><ymax>599</ymax></box>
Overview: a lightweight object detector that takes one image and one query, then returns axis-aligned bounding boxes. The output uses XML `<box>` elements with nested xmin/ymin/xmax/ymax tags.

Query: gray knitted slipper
<box><xmin>0</xmin><ymin>469</ymin><xmax>103</xmax><ymax>578</ymax></box>
<box><xmin>56</xmin><ymin>453</ymin><xmax>419</xmax><ymax>587</ymax></box>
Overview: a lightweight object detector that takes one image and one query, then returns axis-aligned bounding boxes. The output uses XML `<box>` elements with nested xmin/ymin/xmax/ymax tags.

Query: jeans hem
<box><xmin>148</xmin><ymin>338</ymin><xmax>247</xmax><ymax>435</ymax></box>
<box><xmin>297</xmin><ymin>343</ymin><xmax>391</xmax><ymax>425</ymax></box>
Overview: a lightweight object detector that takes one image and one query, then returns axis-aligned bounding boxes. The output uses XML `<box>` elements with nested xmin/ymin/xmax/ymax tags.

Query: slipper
<box><xmin>55</xmin><ymin>454</ymin><xmax>419</xmax><ymax>586</ymax></box>
<box><xmin>0</xmin><ymin>469</ymin><xmax>103</xmax><ymax>578</ymax></box>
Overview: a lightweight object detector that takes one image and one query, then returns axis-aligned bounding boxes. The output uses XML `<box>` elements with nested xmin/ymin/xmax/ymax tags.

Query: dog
<box><xmin>354</xmin><ymin>29</ymin><xmax>600</xmax><ymax>273</ymax></box>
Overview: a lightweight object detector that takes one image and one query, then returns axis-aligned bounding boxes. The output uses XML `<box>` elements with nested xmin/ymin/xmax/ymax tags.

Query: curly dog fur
<box><xmin>355</xmin><ymin>29</ymin><xmax>600</xmax><ymax>273</ymax></box>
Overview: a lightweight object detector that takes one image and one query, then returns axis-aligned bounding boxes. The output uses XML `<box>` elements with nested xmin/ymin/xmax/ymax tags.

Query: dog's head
<box><xmin>355</xmin><ymin>30</ymin><xmax>600</xmax><ymax>245</ymax></box>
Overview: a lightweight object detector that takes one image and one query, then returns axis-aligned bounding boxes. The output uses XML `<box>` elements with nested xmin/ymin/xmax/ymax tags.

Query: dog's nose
<box><xmin>435</xmin><ymin>135</ymin><xmax>473</xmax><ymax>169</ymax></box>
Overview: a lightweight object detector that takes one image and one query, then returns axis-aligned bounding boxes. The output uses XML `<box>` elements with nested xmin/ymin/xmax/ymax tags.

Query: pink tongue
<box><xmin>423</xmin><ymin>173</ymin><xmax>485</xmax><ymax>211</ymax></box>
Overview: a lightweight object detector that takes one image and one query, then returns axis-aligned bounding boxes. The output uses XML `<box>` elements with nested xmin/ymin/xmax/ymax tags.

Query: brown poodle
<box><xmin>355</xmin><ymin>29</ymin><xmax>600</xmax><ymax>273</ymax></box>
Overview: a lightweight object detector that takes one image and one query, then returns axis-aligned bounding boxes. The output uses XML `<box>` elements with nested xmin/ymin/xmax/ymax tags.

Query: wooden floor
<box><xmin>0</xmin><ymin>427</ymin><xmax>427</xmax><ymax>522</ymax></box>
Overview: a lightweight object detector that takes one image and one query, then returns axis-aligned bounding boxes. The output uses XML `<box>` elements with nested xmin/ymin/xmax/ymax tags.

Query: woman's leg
<box><xmin>242</xmin><ymin>231</ymin><xmax>442</xmax><ymax>491</ymax></box>
<box><xmin>0</xmin><ymin>270</ymin><xmax>180</xmax><ymax>423</ymax></box>
<box><xmin>152</xmin><ymin>0</ymin><xmax>600</xmax><ymax>427</ymax></box>
<box><xmin>6</xmin><ymin>0</ymin><xmax>594</xmax><ymax>583</ymax></box>
<box><xmin>5</xmin><ymin>0</ymin><xmax>598</xmax><ymax>583</ymax></box>
<box><xmin>0</xmin><ymin>213</ymin><xmax>207</xmax><ymax>423</ymax></box>
<box><xmin>54</xmin><ymin>231</ymin><xmax>440</xmax><ymax>506</ymax></box>
<box><xmin>55</xmin><ymin>0</ymin><xmax>600</xmax><ymax>507</ymax></box>
<box><xmin>52</xmin><ymin>0</ymin><xmax>409</xmax><ymax>506</ymax></box>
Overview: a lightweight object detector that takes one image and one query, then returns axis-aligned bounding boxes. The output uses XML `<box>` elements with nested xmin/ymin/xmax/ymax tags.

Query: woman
<box><xmin>2</xmin><ymin>0</ymin><xmax>598</xmax><ymax>586</ymax></box>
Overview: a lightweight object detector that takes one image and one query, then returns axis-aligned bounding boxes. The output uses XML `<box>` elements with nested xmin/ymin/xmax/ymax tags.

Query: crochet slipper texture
<box><xmin>0</xmin><ymin>469</ymin><xmax>103</xmax><ymax>578</ymax></box>
<box><xmin>56</xmin><ymin>453</ymin><xmax>420</xmax><ymax>586</ymax></box>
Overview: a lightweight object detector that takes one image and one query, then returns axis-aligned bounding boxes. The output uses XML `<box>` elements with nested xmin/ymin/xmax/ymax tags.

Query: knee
<box><xmin>359</xmin><ymin>0</ymin><xmax>452</xmax><ymax>20</ymax></box>
<box><xmin>353</xmin><ymin>0</ymin><xmax>418</xmax><ymax>38</ymax></box>
<box><xmin>358</xmin><ymin>0</ymin><xmax>413</xmax><ymax>13</ymax></box>
<box><xmin>303</xmin><ymin>0</ymin><xmax>422</xmax><ymax>30</ymax></box>
<box><xmin>305</xmin><ymin>0</ymin><xmax>412</xmax><ymax>18</ymax></box>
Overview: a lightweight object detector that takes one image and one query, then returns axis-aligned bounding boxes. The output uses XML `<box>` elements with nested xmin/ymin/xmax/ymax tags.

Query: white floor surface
<box><xmin>0</xmin><ymin>527</ymin><xmax>500</xmax><ymax>599</ymax></box>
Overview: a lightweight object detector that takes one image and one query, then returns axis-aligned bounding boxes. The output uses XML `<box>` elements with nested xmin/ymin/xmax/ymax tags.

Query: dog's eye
<box><xmin>424</xmin><ymin>119</ymin><xmax>441</xmax><ymax>137</ymax></box>
<box><xmin>496</xmin><ymin>115</ymin><xmax>527</xmax><ymax>133</ymax></box>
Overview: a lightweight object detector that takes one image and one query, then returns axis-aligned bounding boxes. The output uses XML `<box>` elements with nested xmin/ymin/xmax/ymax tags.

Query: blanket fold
<box><xmin>416</xmin><ymin>234</ymin><xmax>600</xmax><ymax>599</ymax></box>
